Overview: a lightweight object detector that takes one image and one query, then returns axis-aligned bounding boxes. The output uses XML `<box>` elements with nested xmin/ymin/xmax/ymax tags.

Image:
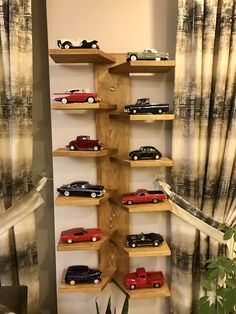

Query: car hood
<box><xmin>129</xmin><ymin>150</ymin><xmax>139</xmax><ymax>155</ymax></box>
<box><xmin>126</xmin><ymin>234</ymin><xmax>141</xmax><ymax>241</ymax></box>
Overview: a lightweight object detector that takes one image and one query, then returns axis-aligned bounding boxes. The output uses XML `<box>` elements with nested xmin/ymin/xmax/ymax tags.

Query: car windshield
<box><xmin>81</xmin><ymin>184</ymin><xmax>89</xmax><ymax>188</ymax></box>
<box><xmin>139</xmin><ymin>233</ymin><xmax>145</xmax><ymax>240</ymax></box>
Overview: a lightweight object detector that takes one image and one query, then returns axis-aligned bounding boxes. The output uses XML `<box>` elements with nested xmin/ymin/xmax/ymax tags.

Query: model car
<box><xmin>126</xmin><ymin>232</ymin><xmax>164</xmax><ymax>248</ymax></box>
<box><xmin>125</xmin><ymin>267</ymin><xmax>164</xmax><ymax>289</ymax></box>
<box><xmin>57</xmin><ymin>39</ymin><xmax>99</xmax><ymax>49</ymax></box>
<box><xmin>65</xmin><ymin>265</ymin><xmax>102</xmax><ymax>285</ymax></box>
<box><xmin>52</xmin><ymin>88</ymin><xmax>100</xmax><ymax>104</ymax></box>
<box><xmin>128</xmin><ymin>146</ymin><xmax>162</xmax><ymax>160</ymax></box>
<box><xmin>124</xmin><ymin>98</ymin><xmax>169</xmax><ymax>115</ymax></box>
<box><xmin>127</xmin><ymin>48</ymin><xmax>169</xmax><ymax>61</ymax></box>
<box><xmin>121</xmin><ymin>189</ymin><xmax>167</xmax><ymax>205</ymax></box>
<box><xmin>57</xmin><ymin>181</ymin><xmax>105</xmax><ymax>198</ymax></box>
<box><xmin>66</xmin><ymin>135</ymin><xmax>102</xmax><ymax>151</ymax></box>
<box><xmin>60</xmin><ymin>227</ymin><xmax>102</xmax><ymax>244</ymax></box>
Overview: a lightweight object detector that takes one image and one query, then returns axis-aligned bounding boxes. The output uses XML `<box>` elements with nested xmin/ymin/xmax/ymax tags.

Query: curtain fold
<box><xmin>171</xmin><ymin>0</ymin><xmax>236</xmax><ymax>313</ymax></box>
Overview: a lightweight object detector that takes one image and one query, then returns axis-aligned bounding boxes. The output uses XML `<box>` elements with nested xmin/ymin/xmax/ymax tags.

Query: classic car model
<box><xmin>124</xmin><ymin>98</ymin><xmax>169</xmax><ymax>115</ymax></box>
<box><xmin>57</xmin><ymin>39</ymin><xmax>99</xmax><ymax>49</ymax></box>
<box><xmin>66</xmin><ymin>135</ymin><xmax>102</xmax><ymax>151</ymax></box>
<box><xmin>60</xmin><ymin>227</ymin><xmax>102</xmax><ymax>244</ymax></box>
<box><xmin>52</xmin><ymin>88</ymin><xmax>100</xmax><ymax>104</ymax></box>
<box><xmin>125</xmin><ymin>267</ymin><xmax>164</xmax><ymax>289</ymax></box>
<box><xmin>65</xmin><ymin>265</ymin><xmax>102</xmax><ymax>285</ymax></box>
<box><xmin>126</xmin><ymin>232</ymin><xmax>164</xmax><ymax>248</ymax></box>
<box><xmin>127</xmin><ymin>48</ymin><xmax>169</xmax><ymax>61</ymax></box>
<box><xmin>57</xmin><ymin>181</ymin><xmax>105</xmax><ymax>198</ymax></box>
<box><xmin>128</xmin><ymin>146</ymin><xmax>162</xmax><ymax>160</ymax></box>
<box><xmin>121</xmin><ymin>189</ymin><xmax>167</xmax><ymax>205</ymax></box>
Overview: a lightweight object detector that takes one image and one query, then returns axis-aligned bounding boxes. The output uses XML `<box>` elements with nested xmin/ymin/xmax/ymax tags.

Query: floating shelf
<box><xmin>113</xmin><ymin>275</ymin><xmax>170</xmax><ymax>299</ymax></box>
<box><xmin>49</xmin><ymin>49</ymin><xmax>116</xmax><ymax>64</ymax></box>
<box><xmin>109</xmin><ymin>60</ymin><xmax>175</xmax><ymax>74</ymax></box>
<box><xmin>59</xmin><ymin>268</ymin><xmax>116</xmax><ymax>293</ymax></box>
<box><xmin>53</xmin><ymin>148</ymin><xmax>117</xmax><ymax>158</ymax></box>
<box><xmin>120</xmin><ymin>241</ymin><xmax>171</xmax><ymax>257</ymax></box>
<box><xmin>57</xmin><ymin>235</ymin><xmax>110</xmax><ymax>251</ymax></box>
<box><xmin>109</xmin><ymin>113</ymin><xmax>175</xmax><ymax>121</ymax></box>
<box><xmin>112</xmin><ymin>199</ymin><xmax>173</xmax><ymax>213</ymax></box>
<box><xmin>110</xmin><ymin>156</ymin><xmax>174</xmax><ymax>168</ymax></box>
<box><xmin>51</xmin><ymin>102</ymin><xmax>117</xmax><ymax>110</ymax></box>
<box><xmin>55</xmin><ymin>190</ymin><xmax>114</xmax><ymax>206</ymax></box>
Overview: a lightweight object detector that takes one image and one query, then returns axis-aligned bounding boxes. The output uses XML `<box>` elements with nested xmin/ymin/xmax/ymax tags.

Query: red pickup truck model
<box><xmin>121</xmin><ymin>189</ymin><xmax>167</xmax><ymax>205</ymax></box>
<box><xmin>66</xmin><ymin>135</ymin><xmax>102</xmax><ymax>151</ymax></box>
<box><xmin>125</xmin><ymin>267</ymin><xmax>164</xmax><ymax>290</ymax></box>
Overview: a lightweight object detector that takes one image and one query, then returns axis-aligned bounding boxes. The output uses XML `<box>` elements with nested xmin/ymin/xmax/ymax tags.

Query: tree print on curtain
<box><xmin>0</xmin><ymin>0</ymin><xmax>39</xmax><ymax>313</ymax></box>
<box><xmin>171</xmin><ymin>0</ymin><xmax>236</xmax><ymax>313</ymax></box>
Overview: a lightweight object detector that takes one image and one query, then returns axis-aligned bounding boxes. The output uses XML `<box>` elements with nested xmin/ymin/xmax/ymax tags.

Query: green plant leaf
<box><xmin>121</xmin><ymin>296</ymin><xmax>129</xmax><ymax>314</ymax></box>
<box><xmin>198</xmin><ymin>297</ymin><xmax>216</xmax><ymax>314</ymax></box>
<box><xmin>202</xmin><ymin>280</ymin><xmax>212</xmax><ymax>291</ymax></box>
<box><xmin>223</xmin><ymin>229</ymin><xmax>234</xmax><ymax>240</ymax></box>
<box><xmin>205</xmin><ymin>268</ymin><xmax>219</xmax><ymax>281</ymax></box>
<box><xmin>234</xmin><ymin>232</ymin><xmax>236</xmax><ymax>242</ymax></box>
<box><xmin>95</xmin><ymin>298</ymin><xmax>100</xmax><ymax>314</ymax></box>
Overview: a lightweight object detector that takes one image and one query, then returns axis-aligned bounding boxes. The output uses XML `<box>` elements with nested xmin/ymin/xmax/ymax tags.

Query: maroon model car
<box><xmin>66</xmin><ymin>135</ymin><xmax>102</xmax><ymax>151</ymax></box>
<box><xmin>60</xmin><ymin>227</ymin><xmax>102</xmax><ymax>244</ymax></box>
<box><xmin>52</xmin><ymin>88</ymin><xmax>100</xmax><ymax>104</ymax></box>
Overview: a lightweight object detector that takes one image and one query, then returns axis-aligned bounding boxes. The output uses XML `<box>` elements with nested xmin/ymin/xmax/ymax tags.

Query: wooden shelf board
<box><xmin>109</xmin><ymin>113</ymin><xmax>175</xmax><ymax>121</ymax></box>
<box><xmin>55</xmin><ymin>190</ymin><xmax>114</xmax><ymax>206</ymax></box>
<box><xmin>53</xmin><ymin>148</ymin><xmax>117</xmax><ymax>157</ymax></box>
<box><xmin>113</xmin><ymin>276</ymin><xmax>170</xmax><ymax>299</ymax></box>
<box><xmin>49</xmin><ymin>49</ymin><xmax>116</xmax><ymax>64</ymax></box>
<box><xmin>109</xmin><ymin>60</ymin><xmax>175</xmax><ymax>73</ymax></box>
<box><xmin>57</xmin><ymin>235</ymin><xmax>110</xmax><ymax>251</ymax></box>
<box><xmin>51</xmin><ymin>102</ymin><xmax>117</xmax><ymax>110</ymax></box>
<box><xmin>112</xmin><ymin>199</ymin><xmax>173</xmax><ymax>213</ymax></box>
<box><xmin>110</xmin><ymin>156</ymin><xmax>174</xmax><ymax>168</ymax></box>
<box><xmin>59</xmin><ymin>269</ymin><xmax>115</xmax><ymax>293</ymax></box>
<box><xmin>120</xmin><ymin>240</ymin><xmax>171</xmax><ymax>257</ymax></box>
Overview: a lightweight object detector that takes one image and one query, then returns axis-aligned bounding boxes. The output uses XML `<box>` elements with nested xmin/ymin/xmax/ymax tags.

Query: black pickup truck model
<box><xmin>124</xmin><ymin>98</ymin><xmax>169</xmax><ymax>115</ymax></box>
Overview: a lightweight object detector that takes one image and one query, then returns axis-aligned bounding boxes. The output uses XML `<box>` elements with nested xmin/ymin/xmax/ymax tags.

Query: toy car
<box><xmin>124</xmin><ymin>98</ymin><xmax>169</xmax><ymax>115</ymax></box>
<box><xmin>125</xmin><ymin>267</ymin><xmax>164</xmax><ymax>289</ymax></box>
<box><xmin>57</xmin><ymin>39</ymin><xmax>99</xmax><ymax>49</ymax></box>
<box><xmin>60</xmin><ymin>227</ymin><xmax>102</xmax><ymax>244</ymax></box>
<box><xmin>57</xmin><ymin>181</ymin><xmax>105</xmax><ymax>198</ymax></box>
<box><xmin>52</xmin><ymin>88</ymin><xmax>100</xmax><ymax>104</ymax></box>
<box><xmin>127</xmin><ymin>49</ymin><xmax>169</xmax><ymax>61</ymax></box>
<box><xmin>126</xmin><ymin>232</ymin><xmax>164</xmax><ymax>248</ymax></box>
<box><xmin>66</xmin><ymin>135</ymin><xmax>102</xmax><ymax>151</ymax></box>
<box><xmin>128</xmin><ymin>146</ymin><xmax>162</xmax><ymax>160</ymax></box>
<box><xmin>65</xmin><ymin>265</ymin><xmax>102</xmax><ymax>285</ymax></box>
<box><xmin>121</xmin><ymin>189</ymin><xmax>167</xmax><ymax>205</ymax></box>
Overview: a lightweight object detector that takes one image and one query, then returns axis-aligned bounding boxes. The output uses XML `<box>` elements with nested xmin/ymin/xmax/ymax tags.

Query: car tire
<box><xmin>133</xmin><ymin>155</ymin><xmax>138</xmax><ymax>161</ymax></box>
<box><xmin>67</xmin><ymin>239</ymin><xmax>73</xmax><ymax>244</ymax></box>
<box><xmin>132</xmin><ymin>109</ymin><xmax>137</xmax><ymax>114</ymax></box>
<box><xmin>155</xmin><ymin>57</ymin><xmax>161</xmax><ymax>61</ymax></box>
<box><xmin>153</xmin><ymin>283</ymin><xmax>160</xmax><ymax>288</ymax></box>
<box><xmin>91</xmin><ymin>192</ymin><xmax>97</xmax><ymax>198</ymax></box>
<box><xmin>93</xmin><ymin>146</ymin><xmax>99</xmax><ymax>151</ymax></box>
<box><xmin>87</xmin><ymin>97</ymin><xmax>95</xmax><ymax>103</ymax></box>
<box><xmin>91</xmin><ymin>43</ymin><xmax>97</xmax><ymax>49</ymax></box>
<box><xmin>131</xmin><ymin>243</ymin><xmax>136</xmax><ymax>248</ymax></box>
<box><xmin>69</xmin><ymin>280</ymin><xmax>76</xmax><ymax>286</ymax></box>
<box><xmin>152</xmin><ymin>198</ymin><xmax>158</xmax><ymax>204</ymax></box>
<box><xmin>91</xmin><ymin>236</ymin><xmax>97</xmax><ymax>242</ymax></box>
<box><xmin>93</xmin><ymin>279</ymin><xmax>100</xmax><ymax>284</ymax></box>
<box><xmin>155</xmin><ymin>155</ymin><xmax>160</xmax><ymax>160</ymax></box>
<box><xmin>63</xmin><ymin>42</ymin><xmax>72</xmax><ymax>49</ymax></box>
<box><xmin>127</xmin><ymin>200</ymin><xmax>133</xmax><ymax>205</ymax></box>
<box><xmin>69</xmin><ymin>145</ymin><xmax>75</xmax><ymax>151</ymax></box>
<box><xmin>130</xmin><ymin>55</ymin><xmax>137</xmax><ymax>61</ymax></box>
<box><xmin>158</xmin><ymin>109</ymin><xmax>163</xmax><ymax>114</ymax></box>
<box><xmin>130</xmin><ymin>284</ymin><xmax>136</xmax><ymax>290</ymax></box>
<box><xmin>153</xmin><ymin>241</ymin><xmax>160</xmax><ymax>247</ymax></box>
<box><xmin>64</xmin><ymin>191</ymin><xmax>70</xmax><ymax>197</ymax></box>
<box><xmin>61</xmin><ymin>98</ymin><xmax>68</xmax><ymax>104</ymax></box>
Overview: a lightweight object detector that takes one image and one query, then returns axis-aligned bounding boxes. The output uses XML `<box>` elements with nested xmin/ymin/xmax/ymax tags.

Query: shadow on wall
<box><xmin>0</xmin><ymin>286</ymin><xmax>27</xmax><ymax>314</ymax></box>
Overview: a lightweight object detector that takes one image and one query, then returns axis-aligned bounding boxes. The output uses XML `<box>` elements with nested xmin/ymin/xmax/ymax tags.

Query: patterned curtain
<box><xmin>0</xmin><ymin>0</ymin><xmax>39</xmax><ymax>313</ymax></box>
<box><xmin>171</xmin><ymin>0</ymin><xmax>236</xmax><ymax>313</ymax></box>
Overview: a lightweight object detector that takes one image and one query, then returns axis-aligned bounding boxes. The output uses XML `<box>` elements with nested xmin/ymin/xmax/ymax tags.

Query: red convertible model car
<box><xmin>121</xmin><ymin>189</ymin><xmax>167</xmax><ymax>205</ymax></box>
<box><xmin>52</xmin><ymin>88</ymin><xmax>100</xmax><ymax>104</ymax></box>
<box><xmin>125</xmin><ymin>267</ymin><xmax>164</xmax><ymax>290</ymax></box>
<box><xmin>60</xmin><ymin>227</ymin><xmax>102</xmax><ymax>244</ymax></box>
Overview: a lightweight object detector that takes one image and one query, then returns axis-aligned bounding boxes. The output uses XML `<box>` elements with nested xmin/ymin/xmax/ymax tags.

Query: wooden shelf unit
<box><xmin>49</xmin><ymin>49</ymin><xmax>116</xmax><ymax>64</ymax></box>
<box><xmin>110</xmin><ymin>156</ymin><xmax>174</xmax><ymax>168</ymax></box>
<box><xmin>120</xmin><ymin>240</ymin><xmax>171</xmax><ymax>257</ymax></box>
<box><xmin>109</xmin><ymin>60</ymin><xmax>175</xmax><ymax>73</ymax></box>
<box><xmin>57</xmin><ymin>235</ymin><xmax>110</xmax><ymax>251</ymax></box>
<box><xmin>53</xmin><ymin>148</ymin><xmax>117</xmax><ymax>157</ymax></box>
<box><xmin>51</xmin><ymin>102</ymin><xmax>117</xmax><ymax>110</ymax></box>
<box><xmin>109</xmin><ymin>113</ymin><xmax>175</xmax><ymax>121</ymax></box>
<box><xmin>111</xmin><ymin>199</ymin><xmax>173</xmax><ymax>213</ymax></box>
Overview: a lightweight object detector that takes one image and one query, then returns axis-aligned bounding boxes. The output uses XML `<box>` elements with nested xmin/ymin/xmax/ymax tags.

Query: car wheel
<box><xmin>93</xmin><ymin>279</ymin><xmax>100</xmax><ymax>284</ymax></box>
<box><xmin>133</xmin><ymin>155</ymin><xmax>138</xmax><ymax>161</ymax></box>
<box><xmin>91</xmin><ymin>236</ymin><xmax>97</xmax><ymax>242</ymax></box>
<box><xmin>130</xmin><ymin>284</ymin><xmax>136</xmax><ymax>290</ymax></box>
<box><xmin>91</xmin><ymin>192</ymin><xmax>97</xmax><ymax>198</ymax></box>
<box><xmin>87</xmin><ymin>97</ymin><xmax>95</xmax><ymax>103</ymax></box>
<box><xmin>153</xmin><ymin>241</ymin><xmax>160</xmax><ymax>247</ymax></box>
<box><xmin>155</xmin><ymin>57</ymin><xmax>161</xmax><ymax>61</ymax></box>
<box><xmin>69</xmin><ymin>145</ymin><xmax>75</xmax><ymax>151</ymax></box>
<box><xmin>64</xmin><ymin>191</ymin><xmax>70</xmax><ymax>197</ymax></box>
<box><xmin>69</xmin><ymin>280</ymin><xmax>76</xmax><ymax>286</ymax></box>
<box><xmin>130</xmin><ymin>55</ymin><xmax>137</xmax><ymax>61</ymax></box>
<box><xmin>61</xmin><ymin>98</ymin><xmax>68</xmax><ymax>104</ymax></box>
<box><xmin>155</xmin><ymin>155</ymin><xmax>160</xmax><ymax>160</ymax></box>
<box><xmin>91</xmin><ymin>43</ymin><xmax>97</xmax><ymax>49</ymax></box>
<box><xmin>63</xmin><ymin>42</ymin><xmax>72</xmax><ymax>49</ymax></box>
<box><xmin>67</xmin><ymin>239</ymin><xmax>73</xmax><ymax>244</ymax></box>
<box><xmin>131</xmin><ymin>243</ymin><xmax>136</xmax><ymax>248</ymax></box>
<box><xmin>152</xmin><ymin>198</ymin><xmax>158</xmax><ymax>204</ymax></box>
<box><xmin>153</xmin><ymin>283</ymin><xmax>160</xmax><ymax>288</ymax></box>
<box><xmin>132</xmin><ymin>109</ymin><xmax>137</xmax><ymax>114</ymax></box>
<box><xmin>93</xmin><ymin>146</ymin><xmax>99</xmax><ymax>151</ymax></box>
<box><xmin>127</xmin><ymin>200</ymin><xmax>133</xmax><ymax>205</ymax></box>
<box><xmin>158</xmin><ymin>109</ymin><xmax>163</xmax><ymax>114</ymax></box>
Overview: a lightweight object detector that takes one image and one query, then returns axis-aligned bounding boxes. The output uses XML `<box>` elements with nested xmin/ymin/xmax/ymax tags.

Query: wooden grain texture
<box><xmin>57</xmin><ymin>235</ymin><xmax>110</xmax><ymax>251</ymax></box>
<box><xmin>109</xmin><ymin>113</ymin><xmax>175</xmax><ymax>121</ymax></box>
<box><xmin>109</xmin><ymin>60</ymin><xmax>176</xmax><ymax>73</ymax></box>
<box><xmin>49</xmin><ymin>49</ymin><xmax>116</xmax><ymax>64</ymax></box>
<box><xmin>51</xmin><ymin>103</ymin><xmax>117</xmax><ymax>110</ymax></box>
<box><xmin>53</xmin><ymin>148</ymin><xmax>117</xmax><ymax>157</ymax></box>
<box><xmin>113</xmin><ymin>199</ymin><xmax>173</xmax><ymax>213</ymax></box>
<box><xmin>110</xmin><ymin>156</ymin><xmax>174</xmax><ymax>168</ymax></box>
<box><xmin>120</xmin><ymin>240</ymin><xmax>171</xmax><ymax>257</ymax></box>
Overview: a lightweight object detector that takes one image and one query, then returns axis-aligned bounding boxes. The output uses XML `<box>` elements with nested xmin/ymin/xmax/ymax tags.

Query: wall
<box><xmin>46</xmin><ymin>1</ymin><xmax>177</xmax><ymax>313</ymax></box>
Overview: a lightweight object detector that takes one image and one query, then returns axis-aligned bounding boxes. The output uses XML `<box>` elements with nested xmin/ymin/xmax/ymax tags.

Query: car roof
<box><xmin>67</xmin><ymin>265</ymin><xmax>89</xmax><ymax>272</ymax></box>
<box><xmin>62</xmin><ymin>228</ymin><xmax>84</xmax><ymax>234</ymax></box>
<box><xmin>140</xmin><ymin>146</ymin><xmax>156</xmax><ymax>149</ymax></box>
<box><xmin>70</xmin><ymin>181</ymin><xmax>89</xmax><ymax>185</ymax></box>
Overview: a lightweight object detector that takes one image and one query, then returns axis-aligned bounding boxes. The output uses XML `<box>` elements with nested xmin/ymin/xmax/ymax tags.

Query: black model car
<box><xmin>124</xmin><ymin>98</ymin><xmax>169</xmax><ymax>115</ymax></box>
<box><xmin>129</xmin><ymin>146</ymin><xmax>162</xmax><ymax>160</ymax></box>
<box><xmin>57</xmin><ymin>39</ymin><xmax>99</xmax><ymax>49</ymax></box>
<box><xmin>126</xmin><ymin>232</ymin><xmax>164</xmax><ymax>248</ymax></box>
<box><xmin>65</xmin><ymin>265</ymin><xmax>102</xmax><ymax>285</ymax></box>
<box><xmin>57</xmin><ymin>181</ymin><xmax>105</xmax><ymax>198</ymax></box>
